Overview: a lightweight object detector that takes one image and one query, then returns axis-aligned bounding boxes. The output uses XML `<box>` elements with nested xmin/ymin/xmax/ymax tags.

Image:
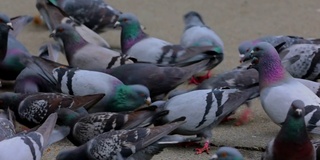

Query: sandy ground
<box><xmin>1</xmin><ymin>0</ymin><xmax>320</xmax><ymax>160</ymax></box>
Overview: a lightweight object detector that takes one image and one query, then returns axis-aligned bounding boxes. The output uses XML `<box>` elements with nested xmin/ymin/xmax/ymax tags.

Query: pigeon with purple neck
<box><xmin>241</xmin><ymin>42</ymin><xmax>320</xmax><ymax>134</ymax></box>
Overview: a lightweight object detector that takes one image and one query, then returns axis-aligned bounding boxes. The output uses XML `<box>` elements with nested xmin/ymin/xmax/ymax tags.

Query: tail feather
<box><xmin>35</xmin><ymin>113</ymin><xmax>58</xmax><ymax>147</ymax></box>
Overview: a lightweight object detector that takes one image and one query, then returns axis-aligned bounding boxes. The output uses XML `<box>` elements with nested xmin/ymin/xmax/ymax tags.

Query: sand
<box><xmin>1</xmin><ymin>0</ymin><xmax>320</xmax><ymax>159</ymax></box>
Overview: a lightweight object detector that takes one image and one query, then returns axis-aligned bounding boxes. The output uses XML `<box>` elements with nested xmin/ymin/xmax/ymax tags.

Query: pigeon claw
<box><xmin>194</xmin><ymin>141</ymin><xmax>210</xmax><ymax>154</ymax></box>
<box><xmin>188</xmin><ymin>71</ymin><xmax>212</xmax><ymax>85</ymax></box>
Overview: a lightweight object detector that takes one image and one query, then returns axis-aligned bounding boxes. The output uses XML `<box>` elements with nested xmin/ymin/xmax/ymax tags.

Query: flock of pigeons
<box><xmin>1</xmin><ymin>0</ymin><xmax>320</xmax><ymax>160</ymax></box>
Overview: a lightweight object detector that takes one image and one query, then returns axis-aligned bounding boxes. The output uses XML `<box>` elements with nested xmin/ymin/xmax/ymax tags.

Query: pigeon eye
<box><xmin>0</xmin><ymin>19</ymin><xmax>3</xmax><ymax>23</ymax></box>
<box><xmin>122</xmin><ymin>18</ymin><xmax>128</xmax><ymax>22</ymax></box>
<box><xmin>139</xmin><ymin>93</ymin><xmax>145</xmax><ymax>97</ymax></box>
<box><xmin>254</xmin><ymin>47</ymin><xmax>261</xmax><ymax>52</ymax></box>
<box><xmin>221</xmin><ymin>152</ymin><xmax>228</xmax><ymax>157</ymax></box>
<box><xmin>57</xmin><ymin>28</ymin><xmax>64</xmax><ymax>33</ymax></box>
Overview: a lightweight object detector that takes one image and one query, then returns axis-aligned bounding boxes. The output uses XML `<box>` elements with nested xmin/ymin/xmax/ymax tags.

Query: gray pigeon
<box><xmin>57</xmin><ymin>106</ymin><xmax>168</xmax><ymax>145</ymax></box>
<box><xmin>0</xmin><ymin>109</ymin><xmax>15</xmax><ymax>141</ymax></box>
<box><xmin>261</xmin><ymin>100</ymin><xmax>317</xmax><ymax>160</ymax></box>
<box><xmin>10</xmin><ymin>15</ymin><xmax>33</xmax><ymax>38</ymax></box>
<box><xmin>155</xmin><ymin>87</ymin><xmax>258</xmax><ymax>154</ymax></box>
<box><xmin>50</xmin><ymin>24</ymin><xmax>136</xmax><ymax>70</ymax></box>
<box><xmin>210</xmin><ymin>147</ymin><xmax>244</xmax><ymax>160</ymax></box>
<box><xmin>0</xmin><ymin>113</ymin><xmax>58</xmax><ymax>160</ymax></box>
<box><xmin>21</xmin><ymin>56</ymin><xmax>151</xmax><ymax>112</ymax></box>
<box><xmin>279</xmin><ymin>43</ymin><xmax>320</xmax><ymax>81</ymax></box>
<box><xmin>14</xmin><ymin>41</ymin><xmax>61</xmax><ymax>94</ymax></box>
<box><xmin>180</xmin><ymin>11</ymin><xmax>224</xmax><ymax>84</ymax></box>
<box><xmin>0</xmin><ymin>92</ymin><xmax>104</xmax><ymax>128</ymax></box>
<box><xmin>242</xmin><ymin>42</ymin><xmax>320</xmax><ymax>134</ymax></box>
<box><xmin>56</xmin><ymin>117</ymin><xmax>186</xmax><ymax>160</ymax></box>
<box><xmin>238</xmin><ymin>35</ymin><xmax>320</xmax><ymax>56</ymax></box>
<box><xmin>36</xmin><ymin>0</ymin><xmax>110</xmax><ymax>48</ymax></box>
<box><xmin>115</xmin><ymin>13</ymin><xmax>174</xmax><ymax>63</ymax></box>
<box><xmin>46</xmin><ymin>0</ymin><xmax>122</xmax><ymax>31</ymax></box>
<box><xmin>0</xmin><ymin>13</ymin><xmax>13</xmax><ymax>62</ymax></box>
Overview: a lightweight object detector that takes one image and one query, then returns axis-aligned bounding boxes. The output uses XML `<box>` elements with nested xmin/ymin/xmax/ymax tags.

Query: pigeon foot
<box><xmin>188</xmin><ymin>71</ymin><xmax>211</xmax><ymax>85</ymax></box>
<box><xmin>195</xmin><ymin>141</ymin><xmax>210</xmax><ymax>154</ymax></box>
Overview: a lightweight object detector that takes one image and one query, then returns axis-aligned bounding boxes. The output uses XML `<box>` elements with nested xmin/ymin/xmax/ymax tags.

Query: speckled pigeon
<box><xmin>0</xmin><ymin>92</ymin><xmax>104</xmax><ymax>128</ymax></box>
<box><xmin>56</xmin><ymin>117</ymin><xmax>186</xmax><ymax>160</ymax></box>
<box><xmin>0</xmin><ymin>113</ymin><xmax>58</xmax><ymax>160</ymax></box>
<box><xmin>47</xmin><ymin>0</ymin><xmax>121</xmax><ymax>31</ymax></box>
<box><xmin>36</xmin><ymin>0</ymin><xmax>110</xmax><ymax>48</ymax></box>
<box><xmin>50</xmin><ymin>24</ymin><xmax>136</xmax><ymax>70</ymax></box>
<box><xmin>155</xmin><ymin>86</ymin><xmax>258</xmax><ymax>154</ymax></box>
<box><xmin>0</xmin><ymin>13</ymin><xmax>32</xmax><ymax>81</ymax></box>
<box><xmin>261</xmin><ymin>100</ymin><xmax>317</xmax><ymax>160</ymax></box>
<box><xmin>0</xmin><ymin>109</ymin><xmax>15</xmax><ymax>141</ymax></box>
<box><xmin>242</xmin><ymin>42</ymin><xmax>320</xmax><ymax>134</ymax></box>
<box><xmin>238</xmin><ymin>35</ymin><xmax>320</xmax><ymax>56</ymax></box>
<box><xmin>57</xmin><ymin>106</ymin><xmax>168</xmax><ymax>145</ymax></box>
<box><xmin>279</xmin><ymin>43</ymin><xmax>320</xmax><ymax>81</ymax></box>
<box><xmin>180</xmin><ymin>11</ymin><xmax>224</xmax><ymax>84</ymax></box>
<box><xmin>21</xmin><ymin>56</ymin><xmax>151</xmax><ymax>112</ymax></box>
<box><xmin>210</xmin><ymin>147</ymin><xmax>244</xmax><ymax>160</ymax></box>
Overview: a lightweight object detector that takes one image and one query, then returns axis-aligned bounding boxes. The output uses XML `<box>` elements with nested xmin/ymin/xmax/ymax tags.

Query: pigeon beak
<box><xmin>6</xmin><ymin>22</ymin><xmax>13</xmax><ymax>30</ymax></box>
<box><xmin>296</xmin><ymin>108</ymin><xmax>302</xmax><ymax>116</ymax></box>
<box><xmin>140</xmin><ymin>24</ymin><xmax>146</xmax><ymax>30</ymax></box>
<box><xmin>113</xmin><ymin>21</ymin><xmax>121</xmax><ymax>28</ymax></box>
<box><xmin>145</xmin><ymin>97</ymin><xmax>152</xmax><ymax>105</ymax></box>
<box><xmin>49</xmin><ymin>30</ymin><xmax>56</xmax><ymax>38</ymax></box>
<box><xmin>240</xmin><ymin>50</ymin><xmax>254</xmax><ymax>63</ymax></box>
<box><xmin>209</xmin><ymin>154</ymin><xmax>218</xmax><ymax>160</ymax></box>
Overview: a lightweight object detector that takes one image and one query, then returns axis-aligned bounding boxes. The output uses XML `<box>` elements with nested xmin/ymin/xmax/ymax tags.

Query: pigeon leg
<box><xmin>188</xmin><ymin>71</ymin><xmax>212</xmax><ymax>85</ymax></box>
<box><xmin>195</xmin><ymin>140</ymin><xmax>210</xmax><ymax>154</ymax></box>
<box><xmin>234</xmin><ymin>101</ymin><xmax>252</xmax><ymax>126</ymax></box>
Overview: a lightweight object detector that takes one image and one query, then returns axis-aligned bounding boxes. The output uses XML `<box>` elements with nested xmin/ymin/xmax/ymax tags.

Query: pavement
<box><xmin>1</xmin><ymin>0</ymin><xmax>320</xmax><ymax>159</ymax></box>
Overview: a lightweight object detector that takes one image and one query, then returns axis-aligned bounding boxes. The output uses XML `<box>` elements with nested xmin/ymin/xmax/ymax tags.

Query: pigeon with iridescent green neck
<box><xmin>242</xmin><ymin>42</ymin><xmax>320</xmax><ymax>134</ymax></box>
<box><xmin>22</xmin><ymin>56</ymin><xmax>151</xmax><ymax>113</ymax></box>
<box><xmin>0</xmin><ymin>14</ymin><xmax>32</xmax><ymax>81</ymax></box>
<box><xmin>180</xmin><ymin>11</ymin><xmax>224</xmax><ymax>84</ymax></box>
<box><xmin>262</xmin><ymin>100</ymin><xmax>316</xmax><ymax>160</ymax></box>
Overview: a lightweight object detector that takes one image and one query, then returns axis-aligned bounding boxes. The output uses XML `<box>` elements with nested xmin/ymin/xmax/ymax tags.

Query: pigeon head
<box><xmin>110</xmin><ymin>84</ymin><xmax>151</xmax><ymax>112</ymax></box>
<box><xmin>238</xmin><ymin>40</ymin><xmax>254</xmax><ymax>57</ymax></box>
<box><xmin>0</xmin><ymin>13</ymin><xmax>13</xmax><ymax>31</ymax></box>
<box><xmin>210</xmin><ymin>147</ymin><xmax>244</xmax><ymax>160</ymax></box>
<box><xmin>49</xmin><ymin>24</ymin><xmax>75</xmax><ymax>38</ymax></box>
<box><xmin>114</xmin><ymin>13</ymin><xmax>141</xmax><ymax>28</ymax></box>
<box><xmin>183</xmin><ymin>11</ymin><xmax>206</xmax><ymax>29</ymax></box>
<box><xmin>289</xmin><ymin>100</ymin><xmax>305</xmax><ymax>119</ymax></box>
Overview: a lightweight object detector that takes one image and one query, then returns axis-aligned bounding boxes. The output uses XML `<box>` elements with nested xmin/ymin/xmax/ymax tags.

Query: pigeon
<box><xmin>279</xmin><ymin>43</ymin><xmax>320</xmax><ymax>81</ymax></box>
<box><xmin>14</xmin><ymin>42</ymin><xmax>61</xmax><ymax>94</ymax></box>
<box><xmin>0</xmin><ymin>109</ymin><xmax>15</xmax><ymax>141</ymax></box>
<box><xmin>241</xmin><ymin>42</ymin><xmax>320</xmax><ymax>134</ymax></box>
<box><xmin>0</xmin><ymin>113</ymin><xmax>58</xmax><ymax>160</ymax></box>
<box><xmin>180</xmin><ymin>11</ymin><xmax>224</xmax><ymax>84</ymax></box>
<box><xmin>210</xmin><ymin>147</ymin><xmax>244</xmax><ymax>160</ymax></box>
<box><xmin>105</xmin><ymin>51</ymin><xmax>218</xmax><ymax>97</ymax></box>
<box><xmin>115</xmin><ymin>13</ymin><xmax>175</xmax><ymax>63</ymax></box>
<box><xmin>36</xmin><ymin>0</ymin><xmax>110</xmax><ymax>48</ymax></box>
<box><xmin>261</xmin><ymin>100</ymin><xmax>316</xmax><ymax>160</ymax></box>
<box><xmin>47</xmin><ymin>0</ymin><xmax>122</xmax><ymax>31</ymax></box>
<box><xmin>155</xmin><ymin>86</ymin><xmax>258</xmax><ymax>154</ymax></box>
<box><xmin>238</xmin><ymin>35</ymin><xmax>320</xmax><ymax>56</ymax></box>
<box><xmin>22</xmin><ymin>56</ymin><xmax>151</xmax><ymax>112</ymax></box>
<box><xmin>56</xmin><ymin>116</ymin><xmax>186</xmax><ymax>160</ymax></box>
<box><xmin>50</xmin><ymin>24</ymin><xmax>136</xmax><ymax>70</ymax></box>
<box><xmin>0</xmin><ymin>92</ymin><xmax>105</xmax><ymax>128</ymax></box>
<box><xmin>57</xmin><ymin>105</ymin><xmax>169</xmax><ymax>145</ymax></box>
<box><xmin>0</xmin><ymin>13</ymin><xmax>13</xmax><ymax>62</ymax></box>
<box><xmin>0</xmin><ymin>14</ymin><xmax>32</xmax><ymax>81</ymax></box>
<box><xmin>10</xmin><ymin>15</ymin><xmax>33</xmax><ymax>38</ymax></box>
